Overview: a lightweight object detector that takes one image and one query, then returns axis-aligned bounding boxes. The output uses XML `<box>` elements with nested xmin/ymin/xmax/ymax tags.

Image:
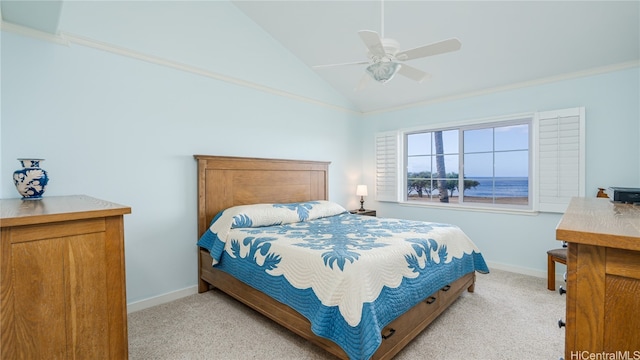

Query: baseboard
<box><xmin>486</xmin><ymin>260</ymin><xmax>566</xmax><ymax>282</ymax></box>
<box><xmin>127</xmin><ymin>285</ymin><xmax>199</xmax><ymax>314</ymax></box>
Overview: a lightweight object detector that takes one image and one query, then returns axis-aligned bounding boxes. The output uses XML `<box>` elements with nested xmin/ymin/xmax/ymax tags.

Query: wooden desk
<box><xmin>556</xmin><ymin>197</ymin><xmax>640</xmax><ymax>358</ymax></box>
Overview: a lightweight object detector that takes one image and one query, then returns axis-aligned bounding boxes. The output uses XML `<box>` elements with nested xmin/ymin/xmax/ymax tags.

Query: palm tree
<box><xmin>434</xmin><ymin>131</ymin><xmax>448</xmax><ymax>203</ymax></box>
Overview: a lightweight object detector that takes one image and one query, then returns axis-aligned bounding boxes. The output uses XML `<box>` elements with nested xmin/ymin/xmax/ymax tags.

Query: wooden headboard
<box><xmin>194</xmin><ymin>155</ymin><xmax>330</xmax><ymax>237</ymax></box>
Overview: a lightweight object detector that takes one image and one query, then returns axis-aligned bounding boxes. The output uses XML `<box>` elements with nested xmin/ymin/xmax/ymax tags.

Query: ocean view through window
<box><xmin>406</xmin><ymin>119</ymin><xmax>531</xmax><ymax>208</ymax></box>
<box><xmin>375</xmin><ymin>107</ymin><xmax>583</xmax><ymax>212</ymax></box>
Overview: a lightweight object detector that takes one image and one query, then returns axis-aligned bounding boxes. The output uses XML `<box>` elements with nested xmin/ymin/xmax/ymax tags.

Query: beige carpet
<box><xmin>128</xmin><ymin>269</ymin><xmax>565</xmax><ymax>360</ymax></box>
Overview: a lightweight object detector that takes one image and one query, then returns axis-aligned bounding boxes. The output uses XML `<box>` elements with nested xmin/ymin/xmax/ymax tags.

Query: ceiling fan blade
<box><xmin>358</xmin><ymin>30</ymin><xmax>386</xmax><ymax>57</ymax></box>
<box><xmin>395</xmin><ymin>38</ymin><xmax>462</xmax><ymax>61</ymax></box>
<box><xmin>313</xmin><ymin>60</ymin><xmax>369</xmax><ymax>69</ymax></box>
<box><xmin>397</xmin><ymin>64</ymin><xmax>431</xmax><ymax>83</ymax></box>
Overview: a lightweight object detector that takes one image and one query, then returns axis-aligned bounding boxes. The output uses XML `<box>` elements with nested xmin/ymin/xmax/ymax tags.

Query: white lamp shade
<box><xmin>356</xmin><ymin>185</ymin><xmax>368</xmax><ymax>196</ymax></box>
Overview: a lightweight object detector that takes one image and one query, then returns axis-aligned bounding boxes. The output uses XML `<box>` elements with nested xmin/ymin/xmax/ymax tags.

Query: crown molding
<box><xmin>364</xmin><ymin>60</ymin><xmax>640</xmax><ymax>116</ymax></box>
<box><xmin>1</xmin><ymin>20</ymin><xmax>69</xmax><ymax>46</ymax></box>
<box><xmin>4</xmin><ymin>19</ymin><xmax>637</xmax><ymax>118</ymax></box>
<box><xmin>62</xmin><ymin>32</ymin><xmax>361</xmax><ymax>115</ymax></box>
<box><xmin>1</xmin><ymin>20</ymin><xmax>360</xmax><ymax>116</ymax></box>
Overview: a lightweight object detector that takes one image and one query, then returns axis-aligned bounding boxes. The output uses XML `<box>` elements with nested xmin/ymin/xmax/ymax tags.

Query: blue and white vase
<box><xmin>13</xmin><ymin>158</ymin><xmax>49</xmax><ymax>200</ymax></box>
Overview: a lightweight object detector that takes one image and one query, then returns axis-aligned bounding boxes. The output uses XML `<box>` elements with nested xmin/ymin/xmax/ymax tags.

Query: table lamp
<box><xmin>356</xmin><ymin>185</ymin><xmax>368</xmax><ymax>211</ymax></box>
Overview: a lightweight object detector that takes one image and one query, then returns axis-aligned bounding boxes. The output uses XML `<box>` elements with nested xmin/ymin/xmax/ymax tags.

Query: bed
<box><xmin>194</xmin><ymin>155</ymin><xmax>489</xmax><ymax>360</ymax></box>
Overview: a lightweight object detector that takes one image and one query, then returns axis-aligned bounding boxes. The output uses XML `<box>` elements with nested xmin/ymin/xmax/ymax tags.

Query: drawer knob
<box><xmin>558</xmin><ymin>286</ymin><xmax>566</xmax><ymax>295</ymax></box>
<box><xmin>558</xmin><ymin>319</ymin><xmax>566</xmax><ymax>328</ymax></box>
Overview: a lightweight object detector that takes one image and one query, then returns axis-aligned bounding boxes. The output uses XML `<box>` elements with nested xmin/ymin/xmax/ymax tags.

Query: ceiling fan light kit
<box><xmin>366</xmin><ymin>62</ymin><xmax>401</xmax><ymax>83</ymax></box>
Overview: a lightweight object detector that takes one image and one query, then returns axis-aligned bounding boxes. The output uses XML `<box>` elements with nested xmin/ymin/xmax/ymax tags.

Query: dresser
<box><xmin>0</xmin><ymin>195</ymin><xmax>131</xmax><ymax>359</ymax></box>
<box><xmin>556</xmin><ymin>197</ymin><xmax>640</xmax><ymax>359</ymax></box>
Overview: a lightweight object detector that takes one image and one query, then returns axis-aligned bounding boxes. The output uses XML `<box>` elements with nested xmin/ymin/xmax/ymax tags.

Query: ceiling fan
<box><xmin>313</xmin><ymin>1</ymin><xmax>461</xmax><ymax>89</ymax></box>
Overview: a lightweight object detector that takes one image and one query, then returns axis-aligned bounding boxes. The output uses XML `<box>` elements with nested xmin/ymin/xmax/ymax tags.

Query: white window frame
<box><xmin>375</xmin><ymin>107</ymin><xmax>585</xmax><ymax>213</ymax></box>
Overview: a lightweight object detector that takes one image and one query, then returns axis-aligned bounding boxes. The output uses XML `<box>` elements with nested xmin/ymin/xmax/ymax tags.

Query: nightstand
<box><xmin>350</xmin><ymin>209</ymin><xmax>376</xmax><ymax>217</ymax></box>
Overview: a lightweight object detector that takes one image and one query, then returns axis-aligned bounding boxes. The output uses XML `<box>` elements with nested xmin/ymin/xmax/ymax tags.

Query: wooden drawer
<box><xmin>377</xmin><ymin>272</ymin><xmax>475</xmax><ymax>357</ymax></box>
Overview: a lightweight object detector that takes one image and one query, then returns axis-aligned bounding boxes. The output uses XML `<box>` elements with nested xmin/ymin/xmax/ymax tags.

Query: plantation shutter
<box><xmin>536</xmin><ymin>107</ymin><xmax>585</xmax><ymax>213</ymax></box>
<box><xmin>375</xmin><ymin>131</ymin><xmax>401</xmax><ymax>202</ymax></box>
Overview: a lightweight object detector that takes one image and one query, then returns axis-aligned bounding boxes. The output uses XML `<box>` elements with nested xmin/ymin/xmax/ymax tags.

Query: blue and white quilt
<box><xmin>198</xmin><ymin>201</ymin><xmax>489</xmax><ymax>360</ymax></box>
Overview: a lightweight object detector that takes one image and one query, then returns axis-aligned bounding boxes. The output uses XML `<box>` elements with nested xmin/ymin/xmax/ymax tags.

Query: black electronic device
<box><xmin>606</xmin><ymin>187</ymin><xmax>640</xmax><ymax>204</ymax></box>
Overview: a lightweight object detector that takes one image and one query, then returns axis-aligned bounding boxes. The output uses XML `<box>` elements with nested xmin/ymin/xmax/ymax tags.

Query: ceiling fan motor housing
<box><xmin>368</xmin><ymin>38</ymin><xmax>400</xmax><ymax>63</ymax></box>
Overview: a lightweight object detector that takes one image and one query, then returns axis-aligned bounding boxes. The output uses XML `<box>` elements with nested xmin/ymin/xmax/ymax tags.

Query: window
<box><xmin>375</xmin><ymin>108</ymin><xmax>585</xmax><ymax>213</ymax></box>
<box><xmin>406</xmin><ymin>119</ymin><xmax>531</xmax><ymax>209</ymax></box>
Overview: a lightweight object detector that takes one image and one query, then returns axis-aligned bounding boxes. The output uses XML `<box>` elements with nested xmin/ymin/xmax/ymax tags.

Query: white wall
<box><xmin>361</xmin><ymin>66</ymin><xmax>640</xmax><ymax>277</ymax></box>
<box><xmin>1</xmin><ymin>2</ymin><xmax>363</xmax><ymax>305</ymax></box>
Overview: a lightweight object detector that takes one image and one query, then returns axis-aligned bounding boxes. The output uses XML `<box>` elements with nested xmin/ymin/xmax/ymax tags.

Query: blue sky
<box><xmin>407</xmin><ymin>124</ymin><xmax>529</xmax><ymax>178</ymax></box>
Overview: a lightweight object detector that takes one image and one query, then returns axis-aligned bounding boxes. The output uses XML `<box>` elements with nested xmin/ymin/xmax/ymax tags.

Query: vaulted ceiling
<box><xmin>233</xmin><ymin>1</ymin><xmax>640</xmax><ymax>112</ymax></box>
<box><xmin>2</xmin><ymin>1</ymin><xmax>639</xmax><ymax>113</ymax></box>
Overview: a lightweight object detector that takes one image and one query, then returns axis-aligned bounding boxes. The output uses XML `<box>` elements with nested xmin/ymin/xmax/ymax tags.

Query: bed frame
<box><xmin>195</xmin><ymin>155</ymin><xmax>476</xmax><ymax>360</ymax></box>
